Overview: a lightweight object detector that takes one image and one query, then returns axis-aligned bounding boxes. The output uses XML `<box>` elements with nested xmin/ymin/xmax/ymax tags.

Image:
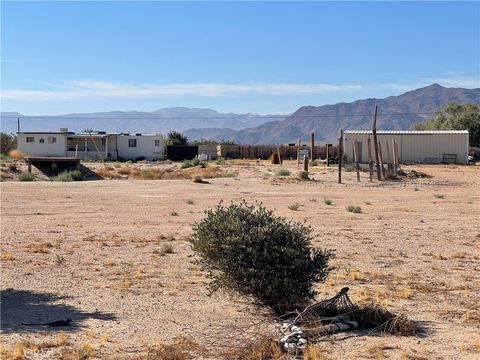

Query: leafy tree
<box><xmin>413</xmin><ymin>103</ymin><xmax>480</xmax><ymax>146</ymax></box>
<box><xmin>190</xmin><ymin>201</ymin><xmax>334</xmax><ymax>312</ymax></box>
<box><xmin>165</xmin><ymin>131</ymin><xmax>188</xmax><ymax>145</ymax></box>
<box><xmin>0</xmin><ymin>133</ymin><xmax>17</xmax><ymax>155</ymax></box>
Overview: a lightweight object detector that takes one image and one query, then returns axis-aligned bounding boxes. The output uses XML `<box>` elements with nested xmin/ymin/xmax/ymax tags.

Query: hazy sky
<box><xmin>1</xmin><ymin>1</ymin><xmax>479</xmax><ymax>115</ymax></box>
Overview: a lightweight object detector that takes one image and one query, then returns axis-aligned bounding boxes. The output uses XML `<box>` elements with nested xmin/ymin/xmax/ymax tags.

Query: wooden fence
<box><xmin>217</xmin><ymin>144</ymin><xmax>339</xmax><ymax>160</ymax></box>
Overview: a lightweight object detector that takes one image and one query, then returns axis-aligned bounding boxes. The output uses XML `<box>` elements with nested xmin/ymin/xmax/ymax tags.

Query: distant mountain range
<box><xmin>2</xmin><ymin>84</ymin><xmax>479</xmax><ymax>144</ymax></box>
<box><xmin>0</xmin><ymin>107</ymin><xmax>284</xmax><ymax>135</ymax></box>
<box><xmin>198</xmin><ymin>84</ymin><xmax>479</xmax><ymax>144</ymax></box>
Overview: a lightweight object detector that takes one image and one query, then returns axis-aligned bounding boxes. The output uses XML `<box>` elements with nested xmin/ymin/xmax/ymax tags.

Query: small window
<box><xmin>154</xmin><ymin>139</ymin><xmax>161</xmax><ymax>147</ymax></box>
<box><xmin>128</xmin><ymin>139</ymin><xmax>137</xmax><ymax>148</ymax></box>
<box><xmin>39</xmin><ymin>138</ymin><xmax>45</xmax><ymax>144</ymax></box>
<box><xmin>26</xmin><ymin>137</ymin><xmax>34</xmax><ymax>143</ymax></box>
<box><xmin>47</xmin><ymin>136</ymin><xmax>57</xmax><ymax>144</ymax></box>
<box><xmin>52</xmin><ymin>137</ymin><xmax>56</xmax><ymax>143</ymax></box>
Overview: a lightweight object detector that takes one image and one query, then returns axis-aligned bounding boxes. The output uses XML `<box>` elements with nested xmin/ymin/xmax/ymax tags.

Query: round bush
<box><xmin>190</xmin><ymin>201</ymin><xmax>334</xmax><ymax>311</ymax></box>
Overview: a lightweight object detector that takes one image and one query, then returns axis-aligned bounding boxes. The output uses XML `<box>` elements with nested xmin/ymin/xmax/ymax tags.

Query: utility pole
<box><xmin>338</xmin><ymin>129</ymin><xmax>344</xmax><ymax>184</ymax></box>
<box><xmin>17</xmin><ymin>118</ymin><xmax>20</xmax><ymax>133</ymax></box>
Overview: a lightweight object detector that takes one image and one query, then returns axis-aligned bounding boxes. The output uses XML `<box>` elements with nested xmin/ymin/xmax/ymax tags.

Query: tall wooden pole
<box><xmin>310</xmin><ymin>132</ymin><xmax>315</xmax><ymax>161</ymax></box>
<box><xmin>379</xmin><ymin>141</ymin><xmax>387</xmax><ymax>180</ymax></box>
<box><xmin>367</xmin><ymin>138</ymin><xmax>373</xmax><ymax>182</ymax></box>
<box><xmin>372</xmin><ymin>105</ymin><xmax>382</xmax><ymax>181</ymax></box>
<box><xmin>338</xmin><ymin>129</ymin><xmax>344</xmax><ymax>184</ymax></box>
<box><xmin>354</xmin><ymin>139</ymin><xmax>360</xmax><ymax>182</ymax></box>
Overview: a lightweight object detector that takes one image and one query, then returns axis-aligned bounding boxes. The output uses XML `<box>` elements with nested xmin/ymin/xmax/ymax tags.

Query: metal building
<box><xmin>344</xmin><ymin>130</ymin><xmax>469</xmax><ymax>164</ymax></box>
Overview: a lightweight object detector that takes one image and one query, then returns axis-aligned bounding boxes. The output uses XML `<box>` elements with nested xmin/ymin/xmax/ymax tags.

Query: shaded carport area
<box><xmin>24</xmin><ymin>156</ymin><xmax>81</xmax><ymax>176</ymax></box>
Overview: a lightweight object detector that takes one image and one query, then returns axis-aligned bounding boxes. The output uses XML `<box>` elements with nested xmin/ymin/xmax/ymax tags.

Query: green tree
<box><xmin>413</xmin><ymin>103</ymin><xmax>480</xmax><ymax>146</ymax></box>
<box><xmin>0</xmin><ymin>133</ymin><xmax>17</xmax><ymax>155</ymax></box>
<box><xmin>165</xmin><ymin>131</ymin><xmax>188</xmax><ymax>145</ymax></box>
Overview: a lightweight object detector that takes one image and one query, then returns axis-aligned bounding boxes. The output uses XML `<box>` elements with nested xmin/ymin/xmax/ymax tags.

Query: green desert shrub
<box><xmin>52</xmin><ymin>170</ymin><xmax>82</xmax><ymax>182</ymax></box>
<box><xmin>181</xmin><ymin>161</ymin><xmax>194</xmax><ymax>169</ymax></box>
<box><xmin>191</xmin><ymin>157</ymin><xmax>201</xmax><ymax>166</ymax></box>
<box><xmin>346</xmin><ymin>205</ymin><xmax>362</xmax><ymax>213</ymax></box>
<box><xmin>190</xmin><ymin>201</ymin><xmax>334</xmax><ymax>311</ymax></box>
<box><xmin>18</xmin><ymin>172</ymin><xmax>35</xmax><ymax>181</ymax></box>
<box><xmin>276</xmin><ymin>168</ymin><xmax>291</xmax><ymax>176</ymax></box>
<box><xmin>215</xmin><ymin>157</ymin><xmax>226</xmax><ymax>165</ymax></box>
<box><xmin>324</xmin><ymin>198</ymin><xmax>333</xmax><ymax>205</ymax></box>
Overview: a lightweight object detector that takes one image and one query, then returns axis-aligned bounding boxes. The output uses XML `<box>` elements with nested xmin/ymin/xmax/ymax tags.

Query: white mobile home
<box><xmin>17</xmin><ymin>130</ymin><xmax>165</xmax><ymax>161</ymax></box>
<box><xmin>344</xmin><ymin>130</ymin><xmax>469</xmax><ymax>164</ymax></box>
<box><xmin>117</xmin><ymin>133</ymin><xmax>164</xmax><ymax>161</ymax></box>
<box><xmin>17</xmin><ymin>131</ymin><xmax>71</xmax><ymax>157</ymax></box>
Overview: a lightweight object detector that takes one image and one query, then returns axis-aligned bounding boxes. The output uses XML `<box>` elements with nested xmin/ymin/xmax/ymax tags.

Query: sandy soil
<box><xmin>1</xmin><ymin>161</ymin><xmax>479</xmax><ymax>359</ymax></box>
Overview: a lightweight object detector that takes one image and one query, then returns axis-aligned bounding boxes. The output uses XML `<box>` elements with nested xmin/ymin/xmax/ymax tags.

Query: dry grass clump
<box><xmin>132</xmin><ymin>337</ymin><xmax>206</xmax><ymax>360</ymax></box>
<box><xmin>287</xmin><ymin>202</ymin><xmax>303</xmax><ymax>211</ymax></box>
<box><xmin>221</xmin><ymin>336</ymin><xmax>286</xmax><ymax>360</ymax></box>
<box><xmin>1</xmin><ymin>251</ymin><xmax>15</xmax><ymax>260</ymax></box>
<box><xmin>29</xmin><ymin>242</ymin><xmax>53</xmax><ymax>254</ymax></box>
<box><xmin>159</xmin><ymin>243</ymin><xmax>175</xmax><ymax>256</ymax></box>
<box><xmin>1</xmin><ymin>334</ymin><xmax>70</xmax><ymax>359</ymax></box>
<box><xmin>354</xmin><ymin>304</ymin><xmax>419</xmax><ymax>336</ymax></box>
<box><xmin>117</xmin><ymin>167</ymin><xmax>132</xmax><ymax>175</ymax></box>
<box><xmin>192</xmin><ymin>174</ymin><xmax>204</xmax><ymax>183</ymax></box>
<box><xmin>8</xmin><ymin>149</ymin><xmax>25</xmax><ymax>160</ymax></box>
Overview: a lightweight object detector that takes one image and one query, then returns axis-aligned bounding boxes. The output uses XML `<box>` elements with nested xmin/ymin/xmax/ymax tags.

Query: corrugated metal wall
<box><xmin>344</xmin><ymin>132</ymin><xmax>469</xmax><ymax>164</ymax></box>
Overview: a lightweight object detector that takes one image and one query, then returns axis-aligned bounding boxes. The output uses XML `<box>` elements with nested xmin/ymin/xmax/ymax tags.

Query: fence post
<box><xmin>372</xmin><ymin>105</ymin><xmax>382</xmax><ymax>181</ymax></box>
<box><xmin>310</xmin><ymin>132</ymin><xmax>315</xmax><ymax>161</ymax></box>
<box><xmin>367</xmin><ymin>138</ymin><xmax>373</xmax><ymax>182</ymax></box>
<box><xmin>354</xmin><ymin>139</ymin><xmax>360</xmax><ymax>182</ymax></box>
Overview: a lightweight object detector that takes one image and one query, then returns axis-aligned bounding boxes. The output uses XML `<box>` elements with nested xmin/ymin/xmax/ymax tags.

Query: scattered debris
<box><xmin>277</xmin><ymin>287</ymin><xmax>419</xmax><ymax>352</ymax></box>
<box><xmin>398</xmin><ymin>169</ymin><xmax>432</xmax><ymax>178</ymax></box>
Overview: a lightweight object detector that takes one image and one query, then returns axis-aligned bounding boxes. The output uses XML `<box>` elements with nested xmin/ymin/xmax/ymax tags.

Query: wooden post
<box><xmin>75</xmin><ymin>144</ymin><xmax>78</xmax><ymax>158</ymax></box>
<box><xmin>354</xmin><ymin>139</ymin><xmax>360</xmax><ymax>182</ymax></box>
<box><xmin>105</xmin><ymin>137</ymin><xmax>108</xmax><ymax>159</ymax></box>
<box><xmin>394</xmin><ymin>140</ymin><xmax>399</xmax><ymax>177</ymax></box>
<box><xmin>297</xmin><ymin>139</ymin><xmax>301</xmax><ymax>168</ymax></box>
<box><xmin>84</xmin><ymin>138</ymin><xmax>88</xmax><ymax>160</ymax></box>
<box><xmin>276</xmin><ymin>144</ymin><xmax>282</xmax><ymax>165</ymax></box>
<box><xmin>27</xmin><ymin>159</ymin><xmax>32</xmax><ymax>173</ymax></box>
<box><xmin>310</xmin><ymin>132</ymin><xmax>315</xmax><ymax>161</ymax></box>
<box><xmin>386</xmin><ymin>140</ymin><xmax>392</xmax><ymax>176</ymax></box>
<box><xmin>303</xmin><ymin>154</ymin><xmax>309</xmax><ymax>172</ymax></box>
<box><xmin>367</xmin><ymin>138</ymin><xmax>373</xmax><ymax>182</ymax></box>
<box><xmin>392</xmin><ymin>139</ymin><xmax>398</xmax><ymax>178</ymax></box>
<box><xmin>378</xmin><ymin>142</ymin><xmax>387</xmax><ymax>180</ymax></box>
<box><xmin>372</xmin><ymin>105</ymin><xmax>382</xmax><ymax>180</ymax></box>
<box><xmin>326</xmin><ymin>143</ymin><xmax>329</xmax><ymax>167</ymax></box>
<box><xmin>338</xmin><ymin>129</ymin><xmax>343</xmax><ymax>184</ymax></box>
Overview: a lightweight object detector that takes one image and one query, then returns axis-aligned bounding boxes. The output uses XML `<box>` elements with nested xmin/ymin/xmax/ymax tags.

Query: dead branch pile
<box><xmin>278</xmin><ymin>287</ymin><xmax>419</xmax><ymax>351</ymax></box>
<box><xmin>398</xmin><ymin>169</ymin><xmax>432</xmax><ymax>178</ymax></box>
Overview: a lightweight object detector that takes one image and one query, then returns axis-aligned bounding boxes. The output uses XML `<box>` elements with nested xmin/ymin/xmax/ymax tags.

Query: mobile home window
<box><xmin>128</xmin><ymin>139</ymin><xmax>137</xmax><ymax>147</ymax></box>
<box><xmin>154</xmin><ymin>139</ymin><xmax>161</xmax><ymax>147</ymax></box>
<box><xmin>47</xmin><ymin>136</ymin><xmax>57</xmax><ymax>144</ymax></box>
<box><xmin>39</xmin><ymin>138</ymin><xmax>45</xmax><ymax>144</ymax></box>
<box><xmin>26</xmin><ymin>137</ymin><xmax>34</xmax><ymax>143</ymax></box>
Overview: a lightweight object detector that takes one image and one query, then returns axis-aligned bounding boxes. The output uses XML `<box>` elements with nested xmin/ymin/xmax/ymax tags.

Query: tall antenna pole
<box><xmin>17</xmin><ymin>118</ymin><xmax>20</xmax><ymax>133</ymax></box>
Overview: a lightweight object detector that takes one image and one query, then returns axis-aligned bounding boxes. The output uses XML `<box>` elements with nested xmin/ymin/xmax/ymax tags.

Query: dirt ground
<box><xmin>1</xmin><ymin>161</ymin><xmax>479</xmax><ymax>359</ymax></box>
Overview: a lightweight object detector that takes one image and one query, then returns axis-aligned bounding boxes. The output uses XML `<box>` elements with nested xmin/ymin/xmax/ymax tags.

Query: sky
<box><xmin>1</xmin><ymin>1</ymin><xmax>479</xmax><ymax>116</ymax></box>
